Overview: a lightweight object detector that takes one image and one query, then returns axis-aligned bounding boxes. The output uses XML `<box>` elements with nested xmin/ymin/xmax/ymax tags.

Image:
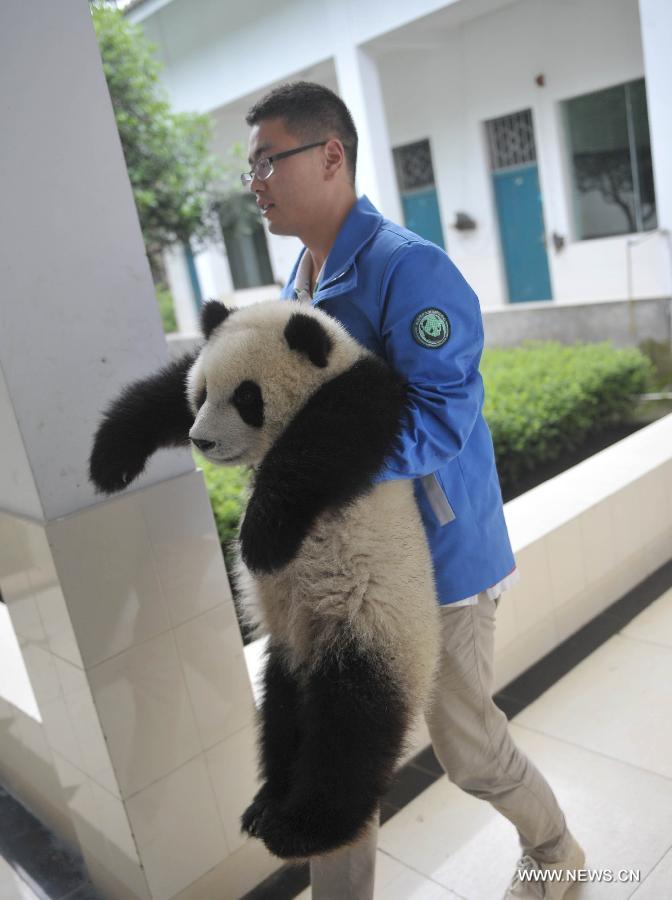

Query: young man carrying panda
<box><xmin>242</xmin><ymin>82</ymin><xmax>585</xmax><ymax>899</ymax></box>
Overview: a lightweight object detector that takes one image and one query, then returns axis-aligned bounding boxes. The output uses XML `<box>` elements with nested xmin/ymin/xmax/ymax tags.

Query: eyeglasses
<box><xmin>241</xmin><ymin>141</ymin><xmax>327</xmax><ymax>188</ymax></box>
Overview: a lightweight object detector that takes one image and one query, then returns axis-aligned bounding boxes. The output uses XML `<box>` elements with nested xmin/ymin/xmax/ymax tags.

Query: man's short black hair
<box><xmin>246</xmin><ymin>81</ymin><xmax>358</xmax><ymax>185</ymax></box>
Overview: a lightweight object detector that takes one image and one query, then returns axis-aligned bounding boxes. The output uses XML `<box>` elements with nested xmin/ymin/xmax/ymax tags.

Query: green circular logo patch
<box><xmin>411</xmin><ymin>308</ymin><xmax>451</xmax><ymax>348</ymax></box>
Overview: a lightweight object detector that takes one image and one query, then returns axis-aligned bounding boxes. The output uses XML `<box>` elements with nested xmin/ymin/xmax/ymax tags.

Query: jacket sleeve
<box><xmin>373</xmin><ymin>240</ymin><xmax>485</xmax><ymax>482</ymax></box>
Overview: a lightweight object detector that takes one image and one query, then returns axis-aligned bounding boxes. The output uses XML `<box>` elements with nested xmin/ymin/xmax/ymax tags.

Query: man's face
<box><xmin>246</xmin><ymin>118</ymin><xmax>325</xmax><ymax>237</ymax></box>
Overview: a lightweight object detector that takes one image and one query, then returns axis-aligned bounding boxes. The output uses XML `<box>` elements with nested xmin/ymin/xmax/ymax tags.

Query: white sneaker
<box><xmin>503</xmin><ymin>834</ymin><xmax>586</xmax><ymax>899</ymax></box>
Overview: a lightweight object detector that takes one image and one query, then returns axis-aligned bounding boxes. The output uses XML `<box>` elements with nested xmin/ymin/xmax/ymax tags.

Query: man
<box><xmin>242</xmin><ymin>81</ymin><xmax>585</xmax><ymax>899</ymax></box>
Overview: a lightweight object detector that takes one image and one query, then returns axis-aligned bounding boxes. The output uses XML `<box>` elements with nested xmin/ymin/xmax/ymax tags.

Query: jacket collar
<box><xmin>290</xmin><ymin>195</ymin><xmax>383</xmax><ymax>302</ymax></box>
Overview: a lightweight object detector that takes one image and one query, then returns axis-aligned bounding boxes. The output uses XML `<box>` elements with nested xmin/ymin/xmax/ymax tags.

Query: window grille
<box><xmin>393</xmin><ymin>139</ymin><xmax>436</xmax><ymax>191</ymax></box>
<box><xmin>486</xmin><ymin>110</ymin><xmax>537</xmax><ymax>171</ymax></box>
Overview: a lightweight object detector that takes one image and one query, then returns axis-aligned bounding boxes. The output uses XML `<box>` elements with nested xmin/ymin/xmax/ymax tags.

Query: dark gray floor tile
<box><xmin>241</xmin><ymin>861</ymin><xmax>310</xmax><ymax>899</ymax></box>
<box><xmin>409</xmin><ymin>745</ymin><xmax>444</xmax><ymax>777</ymax></box>
<box><xmin>62</xmin><ymin>882</ymin><xmax>103</xmax><ymax>899</ymax></box>
<box><xmin>382</xmin><ymin>762</ymin><xmax>438</xmax><ymax>811</ymax></box>
<box><xmin>1</xmin><ymin>825</ymin><xmax>87</xmax><ymax>900</ymax></box>
<box><xmin>0</xmin><ymin>788</ymin><xmax>44</xmax><ymax>841</ymax></box>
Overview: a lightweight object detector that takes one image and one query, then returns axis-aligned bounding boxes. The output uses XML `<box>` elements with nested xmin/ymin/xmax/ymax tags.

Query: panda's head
<box><xmin>186</xmin><ymin>300</ymin><xmax>366</xmax><ymax>468</ymax></box>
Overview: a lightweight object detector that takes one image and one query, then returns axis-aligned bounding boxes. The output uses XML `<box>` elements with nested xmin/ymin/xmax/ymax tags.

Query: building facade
<box><xmin>126</xmin><ymin>0</ymin><xmax>672</xmax><ymax>332</ymax></box>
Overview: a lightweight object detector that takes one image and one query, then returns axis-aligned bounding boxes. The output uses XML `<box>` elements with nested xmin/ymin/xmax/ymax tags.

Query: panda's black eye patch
<box><xmin>197</xmin><ymin>384</ymin><xmax>207</xmax><ymax>408</ymax></box>
<box><xmin>231</xmin><ymin>379</ymin><xmax>263</xmax><ymax>428</ymax></box>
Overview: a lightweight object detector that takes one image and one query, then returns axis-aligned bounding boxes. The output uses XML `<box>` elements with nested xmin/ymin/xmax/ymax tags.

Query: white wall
<box><xmin>639</xmin><ymin>0</ymin><xmax>672</xmax><ymax>298</ymax></box>
<box><xmin>131</xmin><ymin>0</ymin><xmax>516</xmax><ymax>113</ymax></box>
<box><xmin>376</xmin><ymin>0</ymin><xmax>670</xmax><ymax>306</ymax></box>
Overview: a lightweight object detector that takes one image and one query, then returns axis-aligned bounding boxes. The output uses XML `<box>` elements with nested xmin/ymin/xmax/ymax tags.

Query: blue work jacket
<box><xmin>281</xmin><ymin>195</ymin><xmax>516</xmax><ymax>604</ymax></box>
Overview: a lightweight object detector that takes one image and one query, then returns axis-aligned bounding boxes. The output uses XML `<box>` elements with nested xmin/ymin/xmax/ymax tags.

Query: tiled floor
<box><xmin>3</xmin><ymin>562</ymin><xmax>672</xmax><ymax>900</ymax></box>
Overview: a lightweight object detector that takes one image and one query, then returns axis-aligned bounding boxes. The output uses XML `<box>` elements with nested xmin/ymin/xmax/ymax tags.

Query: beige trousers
<box><xmin>310</xmin><ymin>592</ymin><xmax>571</xmax><ymax>899</ymax></box>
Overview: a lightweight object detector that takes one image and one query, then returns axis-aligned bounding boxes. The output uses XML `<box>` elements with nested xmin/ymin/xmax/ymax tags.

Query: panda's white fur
<box><xmin>186</xmin><ymin>301</ymin><xmax>439</xmax><ymax>705</ymax></box>
<box><xmin>89</xmin><ymin>298</ymin><xmax>440</xmax><ymax>861</ymax></box>
<box><xmin>233</xmin><ymin>475</ymin><xmax>440</xmax><ymax>718</ymax></box>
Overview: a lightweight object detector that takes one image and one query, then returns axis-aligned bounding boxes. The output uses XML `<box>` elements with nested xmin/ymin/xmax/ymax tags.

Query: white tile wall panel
<box><xmin>87</xmin><ymin>631</ymin><xmax>201</xmax><ymax>798</ymax></box>
<box><xmin>126</xmin><ymin>754</ymin><xmax>227</xmax><ymax>900</ymax></box>
<box><xmin>174</xmin><ymin>601</ymin><xmax>255</xmax><ymax>751</ymax></box>
<box><xmin>205</xmin><ymin>724</ymin><xmax>260</xmax><ymax>856</ymax></box>
<box><xmin>140</xmin><ymin>471</ymin><xmax>232</xmax><ymax>628</ymax></box>
<box><xmin>47</xmin><ymin>495</ymin><xmax>171</xmax><ymax>669</ymax></box>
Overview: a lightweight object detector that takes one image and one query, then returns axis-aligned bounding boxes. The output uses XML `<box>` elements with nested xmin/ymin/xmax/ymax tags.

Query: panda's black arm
<box><xmin>240</xmin><ymin>354</ymin><xmax>408</xmax><ymax>574</ymax></box>
<box><xmin>88</xmin><ymin>351</ymin><xmax>199</xmax><ymax>495</ymax></box>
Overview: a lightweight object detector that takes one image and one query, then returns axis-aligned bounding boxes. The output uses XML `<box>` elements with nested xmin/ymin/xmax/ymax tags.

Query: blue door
<box><xmin>401</xmin><ymin>187</ymin><xmax>445</xmax><ymax>250</ymax></box>
<box><xmin>493</xmin><ymin>164</ymin><xmax>552</xmax><ymax>302</ymax></box>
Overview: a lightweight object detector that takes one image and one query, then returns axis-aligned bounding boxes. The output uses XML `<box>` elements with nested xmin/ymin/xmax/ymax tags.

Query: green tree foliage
<box><xmin>91</xmin><ymin>4</ymin><xmax>223</xmax><ymax>254</ymax></box>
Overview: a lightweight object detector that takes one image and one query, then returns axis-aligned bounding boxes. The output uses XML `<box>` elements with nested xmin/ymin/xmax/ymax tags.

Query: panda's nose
<box><xmin>191</xmin><ymin>437</ymin><xmax>216</xmax><ymax>452</ymax></box>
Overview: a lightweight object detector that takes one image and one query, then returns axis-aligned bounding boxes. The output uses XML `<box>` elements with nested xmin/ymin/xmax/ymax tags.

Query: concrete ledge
<box><xmin>482</xmin><ymin>295</ymin><xmax>672</xmax><ymax>349</ymax></box>
<box><xmin>496</xmin><ymin>412</ymin><xmax>672</xmax><ymax>691</ymax></box>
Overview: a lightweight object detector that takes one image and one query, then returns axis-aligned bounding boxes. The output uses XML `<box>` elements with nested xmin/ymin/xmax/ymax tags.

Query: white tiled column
<box><xmin>163</xmin><ymin>244</ymin><xmax>202</xmax><ymax>335</ymax></box>
<box><xmin>639</xmin><ymin>0</ymin><xmax>672</xmax><ymax>294</ymax></box>
<box><xmin>334</xmin><ymin>41</ymin><xmax>403</xmax><ymax>223</ymax></box>
<box><xmin>0</xmin><ymin>2</ymin><xmax>274</xmax><ymax>898</ymax></box>
<box><xmin>193</xmin><ymin>240</ymin><xmax>235</xmax><ymax>303</ymax></box>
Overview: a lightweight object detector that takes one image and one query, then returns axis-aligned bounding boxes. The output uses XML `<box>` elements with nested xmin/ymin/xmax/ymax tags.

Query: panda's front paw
<box><xmin>240</xmin><ymin>785</ymin><xmax>275</xmax><ymax>838</ymax></box>
<box><xmin>89</xmin><ymin>419</ymin><xmax>154</xmax><ymax>495</ymax></box>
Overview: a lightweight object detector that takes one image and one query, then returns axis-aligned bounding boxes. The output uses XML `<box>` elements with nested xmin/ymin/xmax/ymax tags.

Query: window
<box><xmin>486</xmin><ymin>109</ymin><xmax>537</xmax><ymax>171</ymax></box>
<box><xmin>563</xmin><ymin>78</ymin><xmax>657</xmax><ymax>239</ymax></box>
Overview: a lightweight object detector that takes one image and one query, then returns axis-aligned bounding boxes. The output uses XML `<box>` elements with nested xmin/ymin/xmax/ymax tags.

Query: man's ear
<box><xmin>201</xmin><ymin>300</ymin><xmax>232</xmax><ymax>340</ymax></box>
<box><xmin>284</xmin><ymin>312</ymin><xmax>333</xmax><ymax>368</ymax></box>
<box><xmin>323</xmin><ymin>137</ymin><xmax>346</xmax><ymax>180</ymax></box>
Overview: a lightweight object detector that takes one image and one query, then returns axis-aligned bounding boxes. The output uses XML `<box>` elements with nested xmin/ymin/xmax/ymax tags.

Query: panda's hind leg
<box><xmin>257</xmin><ymin>640</ymin><xmax>409</xmax><ymax>859</ymax></box>
<box><xmin>241</xmin><ymin>643</ymin><xmax>302</xmax><ymax>839</ymax></box>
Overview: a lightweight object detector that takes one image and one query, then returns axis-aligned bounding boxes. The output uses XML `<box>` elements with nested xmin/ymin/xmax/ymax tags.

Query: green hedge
<box><xmin>196</xmin><ymin>341</ymin><xmax>653</xmax><ymax>548</ymax></box>
<box><xmin>481</xmin><ymin>341</ymin><xmax>653</xmax><ymax>491</ymax></box>
<box><xmin>194</xmin><ymin>452</ymin><xmax>249</xmax><ymax>550</ymax></box>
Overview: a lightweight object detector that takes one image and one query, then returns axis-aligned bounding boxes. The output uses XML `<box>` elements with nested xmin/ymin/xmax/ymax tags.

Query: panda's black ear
<box><xmin>201</xmin><ymin>300</ymin><xmax>232</xmax><ymax>340</ymax></box>
<box><xmin>284</xmin><ymin>312</ymin><xmax>332</xmax><ymax>368</ymax></box>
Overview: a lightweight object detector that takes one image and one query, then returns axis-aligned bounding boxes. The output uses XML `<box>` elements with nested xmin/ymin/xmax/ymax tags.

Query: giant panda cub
<box><xmin>89</xmin><ymin>299</ymin><xmax>439</xmax><ymax>860</ymax></box>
